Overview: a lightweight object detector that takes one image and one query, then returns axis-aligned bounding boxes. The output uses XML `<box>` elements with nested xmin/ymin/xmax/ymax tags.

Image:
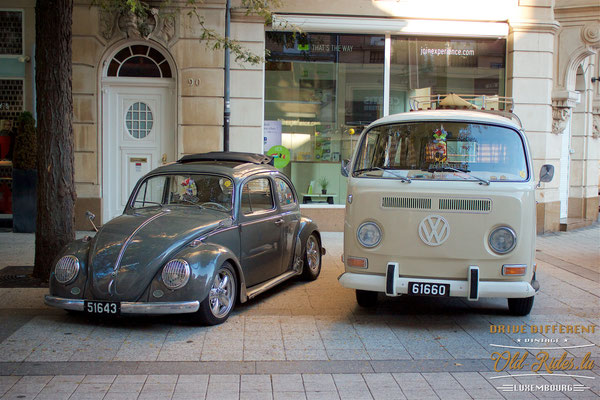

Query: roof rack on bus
<box><xmin>178</xmin><ymin>152</ymin><xmax>274</xmax><ymax>166</ymax></box>
<box><xmin>408</xmin><ymin>93</ymin><xmax>522</xmax><ymax>127</ymax></box>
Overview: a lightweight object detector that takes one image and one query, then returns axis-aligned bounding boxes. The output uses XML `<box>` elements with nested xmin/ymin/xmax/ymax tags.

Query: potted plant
<box><xmin>318</xmin><ymin>177</ymin><xmax>329</xmax><ymax>194</ymax></box>
<box><xmin>12</xmin><ymin>112</ymin><xmax>37</xmax><ymax>233</ymax></box>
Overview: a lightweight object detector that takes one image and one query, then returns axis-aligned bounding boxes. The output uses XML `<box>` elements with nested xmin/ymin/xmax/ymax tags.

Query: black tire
<box><xmin>508</xmin><ymin>296</ymin><xmax>534</xmax><ymax>316</ymax></box>
<box><xmin>195</xmin><ymin>262</ymin><xmax>237</xmax><ymax>325</ymax></box>
<box><xmin>356</xmin><ymin>289</ymin><xmax>378</xmax><ymax>307</ymax></box>
<box><xmin>300</xmin><ymin>233</ymin><xmax>321</xmax><ymax>281</ymax></box>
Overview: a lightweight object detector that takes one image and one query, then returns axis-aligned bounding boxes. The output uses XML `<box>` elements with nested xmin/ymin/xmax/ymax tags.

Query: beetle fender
<box><xmin>49</xmin><ymin>238</ymin><xmax>92</xmax><ymax>299</ymax></box>
<box><xmin>298</xmin><ymin>216</ymin><xmax>321</xmax><ymax>254</ymax></box>
<box><xmin>147</xmin><ymin>242</ymin><xmax>246</xmax><ymax>304</ymax></box>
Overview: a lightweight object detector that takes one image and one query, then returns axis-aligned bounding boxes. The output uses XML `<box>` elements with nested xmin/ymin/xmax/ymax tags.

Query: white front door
<box><xmin>102</xmin><ymin>79</ymin><xmax>175</xmax><ymax>222</ymax></box>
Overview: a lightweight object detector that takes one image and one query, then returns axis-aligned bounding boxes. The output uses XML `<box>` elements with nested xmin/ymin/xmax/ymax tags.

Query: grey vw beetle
<box><xmin>45</xmin><ymin>152</ymin><xmax>324</xmax><ymax>325</ymax></box>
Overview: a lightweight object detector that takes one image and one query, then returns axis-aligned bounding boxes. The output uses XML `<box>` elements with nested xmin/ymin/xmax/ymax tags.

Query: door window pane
<box><xmin>275</xmin><ymin>178</ymin><xmax>296</xmax><ymax>207</ymax></box>
<box><xmin>241</xmin><ymin>178</ymin><xmax>274</xmax><ymax>214</ymax></box>
<box><xmin>133</xmin><ymin>176</ymin><xmax>167</xmax><ymax>207</ymax></box>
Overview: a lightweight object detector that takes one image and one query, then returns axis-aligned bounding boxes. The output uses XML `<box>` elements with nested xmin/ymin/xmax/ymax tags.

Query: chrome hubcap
<box><xmin>306</xmin><ymin>236</ymin><xmax>320</xmax><ymax>272</ymax></box>
<box><xmin>209</xmin><ymin>268</ymin><xmax>234</xmax><ymax>318</ymax></box>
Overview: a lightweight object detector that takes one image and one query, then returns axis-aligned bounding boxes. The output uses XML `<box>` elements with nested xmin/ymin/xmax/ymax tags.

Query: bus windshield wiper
<box><xmin>427</xmin><ymin>165</ymin><xmax>490</xmax><ymax>186</ymax></box>
<box><xmin>354</xmin><ymin>166</ymin><xmax>411</xmax><ymax>183</ymax></box>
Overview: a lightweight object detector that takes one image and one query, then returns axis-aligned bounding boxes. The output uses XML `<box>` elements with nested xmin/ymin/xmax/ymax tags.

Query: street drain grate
<box><xmin>0</xmin><ymin>266</ymin><xmax>48</xmax><ymax>288</ymax></box>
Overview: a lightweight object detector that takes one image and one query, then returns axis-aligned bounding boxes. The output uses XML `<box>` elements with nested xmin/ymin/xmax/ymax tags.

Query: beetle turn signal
<box><xmin>502</xmin><ymin>264</ymin><xmax>526</xmax><ymax>276</ymax></box>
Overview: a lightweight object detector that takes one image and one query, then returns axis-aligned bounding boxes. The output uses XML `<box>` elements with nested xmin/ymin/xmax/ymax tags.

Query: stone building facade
<box><xmin>0</xmin><ymin>0</ymin><xmax>598</xmax><ymax>232</ymax></box>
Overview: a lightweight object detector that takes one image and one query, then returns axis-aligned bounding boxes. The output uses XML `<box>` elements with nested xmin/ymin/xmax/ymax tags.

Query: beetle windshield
<box><xmin>353</xmin><ymin>121</ymin><xmax>529</xmax><ymax>182</ymax></box>
<box><xmin>132</xmin><ymin>174</ymin><xmax>234</xmax><ymax>212</ymax></box>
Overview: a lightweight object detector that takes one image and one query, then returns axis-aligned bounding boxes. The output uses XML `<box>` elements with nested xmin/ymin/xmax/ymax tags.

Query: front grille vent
<box><xmin>382</xmin><ymin>197</ymin><xmax>431</xmax><ymax>209</ymax></box>
<box><xmin>439</xmin><ymin>198</ymin><xmax>491</xmax><ymax>212</ymax></box>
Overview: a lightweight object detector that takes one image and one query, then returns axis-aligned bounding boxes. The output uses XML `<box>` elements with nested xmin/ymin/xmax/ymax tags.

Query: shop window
<box><xmin>107</xmin><ymin>45</ymin><xmax>172</xmax><ymax>78</ymax></box>
<box><xmin>264</xmin><ymin>32</ymin><xmax>384</xmax><ymax>205</ymax></box>
<box><xmin>265</xmin><ymin>32</ymin><xmax>506</xmax><ymax>206</ymax></box>
<box><xmin>0</xmin><ymin>11</ymin><xmax>23</xmax><ymax>55</ymax></box>
<box><xmin>390</xmin><ymin>37</ymin><xmax>506</xmax><ymax>114</ymax></box>
<box><xmin>0</xmin><ymin>79</ymin><xmax>23</xmax><ymax>126</ymax></box>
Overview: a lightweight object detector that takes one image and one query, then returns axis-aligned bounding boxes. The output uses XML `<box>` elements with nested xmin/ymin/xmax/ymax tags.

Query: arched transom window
<box><xmin>107</xmin><ymin>44</ymin><xmax>172</xmax><ymax>78</ymax></box>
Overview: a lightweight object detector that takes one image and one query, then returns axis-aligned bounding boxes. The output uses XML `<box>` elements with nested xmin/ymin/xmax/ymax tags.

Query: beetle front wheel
<box><xmin>196</xmin><ymin>262</ymin><xmax>237</xmax><ymax>325</ymax></box>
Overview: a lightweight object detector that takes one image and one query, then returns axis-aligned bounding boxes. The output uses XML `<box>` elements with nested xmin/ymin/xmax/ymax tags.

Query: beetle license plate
<box><xmin>84</xmin><ymin>301</ymin><xmax>120</xmax><ymax>315</ymax></box>
<box><xmin>408</xmin><ymin>282</ymin><xmax>450</xmax><ymax>297</ymax></box>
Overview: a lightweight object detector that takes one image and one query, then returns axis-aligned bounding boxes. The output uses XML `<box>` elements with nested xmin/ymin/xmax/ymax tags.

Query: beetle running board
<box><xmin>246</xmin><ymin>270</ymin><xmax>300</xmax><ymax>300</ymax></box>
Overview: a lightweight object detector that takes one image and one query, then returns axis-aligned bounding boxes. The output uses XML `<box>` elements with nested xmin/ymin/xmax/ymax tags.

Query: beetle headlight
<box><xmin>162</xmin><ymin>259</ymin><xmax>191</xmax><ymax>290</ymax></box>
<box><xmin>55</xmin><ymin>255</ymin><xmax>80</xmax><ymax>284</ymax></box>
<box><xmin>489</xmin><ymin>226</ymin><xmax>517</xmax><ymax>254</ymax></box>
<box><xmin>357</xmin><ymin>222</ymin><xmax>382</xmax><ymax>248</ymax></box>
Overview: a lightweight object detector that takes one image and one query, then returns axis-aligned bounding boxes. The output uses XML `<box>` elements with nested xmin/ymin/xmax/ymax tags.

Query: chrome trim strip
<box><xmin>120</xmin><ymin>301</ymin><xmax>199</xmax><ymax>314</ymax></box>
<box><xmin>44</xmin><ymin>295</ymin><xmax>200</xmax><ymax>314</ymax></box>
<box><xmin>246</xmin><ymin>270</ymin><xmax>299</xmax><ymax>299</ymax></box>
<box><xmin>114</xmin><ymin>210</ymin><xmax>170</xmax><ymax>272</ymax></box>
<box><xmin>240</xmin><ymin>214</ymin><xmax>282</xmax><ymax>227</ymax></box>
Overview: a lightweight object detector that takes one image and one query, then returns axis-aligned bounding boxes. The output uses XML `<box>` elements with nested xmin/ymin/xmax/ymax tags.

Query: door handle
<box><xmin>274</xmin><ymin>219</ymin><xmax>284</xmax><ymax>225</ymax></box>
<box><xmin>161</xmin><ymin>153</ymin><xmax>167</xmax><ymax>164</ymax></box>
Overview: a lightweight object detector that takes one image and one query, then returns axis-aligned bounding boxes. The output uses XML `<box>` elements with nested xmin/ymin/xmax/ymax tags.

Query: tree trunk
<box><xmin>33</xmin><ymin>0</ymin><xmax>76</xmax><ymax>281</ymax></box>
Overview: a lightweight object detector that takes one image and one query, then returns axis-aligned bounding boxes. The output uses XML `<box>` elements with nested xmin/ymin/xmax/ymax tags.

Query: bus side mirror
<box><xmin>341</xmin><ymin>159</ymin><xmax>350</xmax><ymax>177</ymax></box>
<box><xmin>539</xmin><ymin>164</ymin><xmax>554</xmax><ymax>184</ymax></box>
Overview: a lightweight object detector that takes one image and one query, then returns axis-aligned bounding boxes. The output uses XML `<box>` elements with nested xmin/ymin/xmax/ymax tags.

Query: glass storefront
<box><xmin>264</xmin><ymin>32</ymin><xmax>506</xmax><ymax>205</ymax></box>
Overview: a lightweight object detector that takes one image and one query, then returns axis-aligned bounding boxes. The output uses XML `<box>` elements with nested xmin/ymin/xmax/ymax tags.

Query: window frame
<box><xmin>273</xmin><ymin>176</ymin><xmax>298</xmax><ymax>209</ymax></box>
<box><xmin>239</xmin><ymin>175</ymin><xmax>277</xmax><ymax>217</ymax></box>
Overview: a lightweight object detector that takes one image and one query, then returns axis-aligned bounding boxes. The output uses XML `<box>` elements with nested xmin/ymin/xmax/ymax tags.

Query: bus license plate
<box><xmin>408</xmin><ymin>282</ymin><xmax>450</xmax><ymax>297</ymax></box>
<box><xmin>84</xmin><ymin>301</ymin><xmax>120</xmax><ymax>315</ymax></box>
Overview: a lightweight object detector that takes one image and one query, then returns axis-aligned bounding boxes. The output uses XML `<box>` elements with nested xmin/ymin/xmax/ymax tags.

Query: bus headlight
<box><xmin>357</xmin><ymin>222</ymin><xmax>382</xmax><ymax>248</ymax></box>
<box><xmin>489</xmin><ymin>226</ymin><xmax>517</xmax><ymax>254</ymax></box>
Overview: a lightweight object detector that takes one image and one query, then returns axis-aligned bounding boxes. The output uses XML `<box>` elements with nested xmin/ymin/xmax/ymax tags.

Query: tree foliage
<box><xmin>93</xmin><ymin>0</ymin><xmax>285</xmax><ymax>64</ymax></box>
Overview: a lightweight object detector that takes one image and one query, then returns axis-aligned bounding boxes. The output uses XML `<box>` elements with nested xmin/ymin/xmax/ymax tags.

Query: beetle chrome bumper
<box><xmin>338</xmin><ymin>270</ymin><xmax>536</xmax><ymax>299</ymax></box>
<box><xmin>44</xmin><ymin>295</ymin><xmax>200</xmax><ymax>314</ymax></box>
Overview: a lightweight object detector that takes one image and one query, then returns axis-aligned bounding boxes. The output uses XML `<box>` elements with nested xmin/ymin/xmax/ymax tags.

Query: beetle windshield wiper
<box><xmin>354</xmin><ymin>166</ymin><xmax>411</xmax><ymax>183</ymax></box>
<box><xmin>427</xmin><ymin>165</ymin><xmax>490</xmax><ymax>186</ymax></box>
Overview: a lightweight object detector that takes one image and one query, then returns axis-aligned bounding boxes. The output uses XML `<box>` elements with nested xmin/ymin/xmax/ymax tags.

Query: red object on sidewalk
<box><xmin>0</xmin><ymin>179</ymin><xmax>12</xmax><ymax>213</ymax></box>
<box><xmin>0</xmin><ymin>136</ymin><xmax>10</xmax><ymax>159</ymax></box>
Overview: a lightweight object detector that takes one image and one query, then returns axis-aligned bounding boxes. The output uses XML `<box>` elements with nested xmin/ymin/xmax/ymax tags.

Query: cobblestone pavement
<box><xmin>0</xmin><ymin>226</ymin><xmax>598</xmax><ymax>399</ymax></box>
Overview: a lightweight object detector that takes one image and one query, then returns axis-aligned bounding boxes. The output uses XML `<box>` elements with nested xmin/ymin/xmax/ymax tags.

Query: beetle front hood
<box><xmin>87</xmin><ymin>207</ymin><xmax>231</xmax><ymax>301</ymax></box>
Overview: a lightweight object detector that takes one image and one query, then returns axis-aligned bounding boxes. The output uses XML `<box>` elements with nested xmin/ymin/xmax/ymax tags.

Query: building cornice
<box><xmin>509</xmin><ymin>19</ymin><xmax>561</xmax><ymax>34</ymax></box>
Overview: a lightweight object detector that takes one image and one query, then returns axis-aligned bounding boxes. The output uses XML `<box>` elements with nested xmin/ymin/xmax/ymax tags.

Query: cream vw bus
<box><xmin>338</xmin><ymin>105</ymin><xmax>554</xmax><ymax>315</ymax></box>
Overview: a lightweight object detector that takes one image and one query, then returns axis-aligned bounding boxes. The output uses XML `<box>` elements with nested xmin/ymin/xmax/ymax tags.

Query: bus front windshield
<box><xmin>353</xmin><ymin>122</ymin><xmax>529</xmax><ymax>182</ymax></box>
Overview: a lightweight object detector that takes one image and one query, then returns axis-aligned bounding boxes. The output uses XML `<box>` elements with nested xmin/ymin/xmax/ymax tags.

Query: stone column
<box><xmin>508</xmin><ymin>3</ymin><xmax>560</xmax><ymax>233</ymax></box>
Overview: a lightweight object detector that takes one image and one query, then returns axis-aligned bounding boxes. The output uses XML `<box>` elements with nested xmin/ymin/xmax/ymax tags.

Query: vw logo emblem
<box><xmin>418</xmin><ymin>215</ymin><xmax>450</xmax><ymax>246</ymax></box>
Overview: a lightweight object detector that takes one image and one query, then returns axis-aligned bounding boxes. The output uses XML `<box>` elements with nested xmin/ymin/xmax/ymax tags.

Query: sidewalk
<box><xmin>0</xmin><ymin>226</ymin><xmax>598</xmax><ymax>399</ymax></box>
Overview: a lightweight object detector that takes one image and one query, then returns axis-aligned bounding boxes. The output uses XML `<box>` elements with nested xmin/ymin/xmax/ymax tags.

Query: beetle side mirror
<box><xmin>85</xmin><ymin>210</ymin><xmax>98</xmax><ymax>232</ymax></box>
<box><xmin>537</xmin><ymin>164</ymin><xmax>554</xmax><ymax>187</ymax></box>
<box><xmin>341</xmin><ymin>159</ymin><xmax>350</xmax><ymax>177</ymax></box>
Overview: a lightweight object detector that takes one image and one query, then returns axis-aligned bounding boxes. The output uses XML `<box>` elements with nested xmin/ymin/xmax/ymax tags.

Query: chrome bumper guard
<box><xmin>338</xmin><ymin>270</ymin><xmax>536</xmax><ymax>299</ymax></box>
<box><xmin>44</xmin><ymin>295</ymin><xmax>200</xmax><ymax>314</ymax></box>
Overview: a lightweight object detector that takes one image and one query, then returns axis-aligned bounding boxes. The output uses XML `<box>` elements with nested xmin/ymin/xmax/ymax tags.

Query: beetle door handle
<box><xmin>274</xmin><ymin>219</ymin><xmax>284</xmax><ymax>225</ymax></box>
